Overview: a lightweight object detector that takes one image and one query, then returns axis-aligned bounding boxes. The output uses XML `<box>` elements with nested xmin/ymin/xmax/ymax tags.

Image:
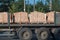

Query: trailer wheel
<box><xmin>18</xmin><ymin>28</ymin><xmax>32</xmax><ymax>40</ymax></box>
<box><xmin>36</xmin><ymin>28</ymin><xmax>50</xmax><ymax>40</ymax></box>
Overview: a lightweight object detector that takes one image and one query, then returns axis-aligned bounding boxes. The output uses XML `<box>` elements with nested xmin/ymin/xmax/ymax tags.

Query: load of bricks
<box><xmin>29</xmin><ymin>11</ymin><xmax>38</xmax><ymax>23</ymax></box>
<box><xmin>3</xmin><ymin>12</ymin><xmax>13</xmax><ymax>23</ymax></box>
<box><xmin>20</xmin><ymin>12</ymin><xmax>29</xmax><ymax>23</ymax></box>
<box><xmin>38</xmin><ymin>12</ymin><xmax>46</xmax><ymax>24</ymax></box>
<box><xmin>29</xmin><ymin>11</ymin><xmax>46</xmax><ymax>24</ymax></box>
<box><xmin>14</xmin><ymin>12</ymin><xmax>29</xmax><ymax>23</ymax></box>
<box><xmin>46</xmin><ymin>11</ymin><xmax>54</xmax><ymax>24</ymax></box>
<box><xmin>0</xmin><ymin>13</ymin><xmax>3</xmax><ymax>23</ymax></box>
<box><xmin>0</xmin><ymin>12</ymin><xmax>12</xmax><ymax>23</ymax></box>
<box><xmin>3</xmin><ymin>12</ymin><xmax>8</xmax><ymax>23</ymax></box>
<box><xmin>14</xmin><ymin>12</ymin><xmax>20</xmax><ymax>23</ymax></box>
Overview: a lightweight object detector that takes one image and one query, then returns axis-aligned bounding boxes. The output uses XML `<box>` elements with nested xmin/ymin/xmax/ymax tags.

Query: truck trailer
<box><xmin>0</xmin><ymin>11</ymin><xmax>60</xmax><ymax>40</ymax></box>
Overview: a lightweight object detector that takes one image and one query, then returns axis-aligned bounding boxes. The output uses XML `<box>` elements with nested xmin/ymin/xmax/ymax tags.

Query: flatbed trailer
<box><xmin>0</xmin><ymin>12</ymin><xmax>60</xmax><ymax>40</ymax></box>
<box><xmin>0</xmin><ymin>23</ymin><xmax>59</xmax><ymax>40</ymax></box>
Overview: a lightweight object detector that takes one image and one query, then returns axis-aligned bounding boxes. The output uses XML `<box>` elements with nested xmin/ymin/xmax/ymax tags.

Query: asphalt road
<box><xmin>0</xmin><ymin>37</ymin><xmax>53</xmax><ymax>40</ymax></box>
<box><xmin>0</xmin><ymin>33</ymin><xmax>54</xmax><ymax>40</ymax></box>
<box><xmin>0</xmin><ymin>37</ymin><xmax>18</xmax><ymax>40</ymax></box>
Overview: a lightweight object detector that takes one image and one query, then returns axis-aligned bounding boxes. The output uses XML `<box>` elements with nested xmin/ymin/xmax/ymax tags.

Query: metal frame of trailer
<box><xmin>0</xmin><ymin>23</ymin><xmax>58</xmax><ymax>40</ymax></box>
<box><xmin>0</xmin><ymin>24</ymin><xmax>57</xmax><ymax>27</ymax></box>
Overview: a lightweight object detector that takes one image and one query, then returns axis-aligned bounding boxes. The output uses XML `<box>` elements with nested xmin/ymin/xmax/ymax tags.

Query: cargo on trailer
<box><xmin>29</xmin><ymin>11</ymin><xmax>46</xmax><ymax>24</ymax></box>
<box><xmin>20</xmin><ymin>12</ymin><xmax>29</xmax><ymax>23</ymax></box>
<box><xmin>14</xmin><ymin>12</ymin><xmax>29</xmax><ymax>23</ymax></box>
<box><xmin>46</xmin><ymin>11</ymin><xmax>54</xmax><ymax>24</ymax></box>
<box><xmin>0</xmin><ymin>12</ymin><xmax>12</xmax><ymax>23</ymax></box>
<box><xmin>29</xmin><ymin>11</ymin><xmax>38</xmax><ymax>23</ymax></box>
<box><xmin>38</xmin><ymin>12</ymin><xmax>46</xmax><ymax>24</ymax></box>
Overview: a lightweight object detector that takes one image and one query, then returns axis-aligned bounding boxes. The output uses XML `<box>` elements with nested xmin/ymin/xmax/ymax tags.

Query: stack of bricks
<box><xmin>38</xmin><ymin>12</ymin><xmax>46</xmax><ymax>24</ymax></box>
<box><xmin>46</xmin><ymin>11</ymin><xmax>54</xmax><ymax>23</ymax></box>
<box><xmin>14</xmin><ymin>12</ymin><xmax>21</xmax><ymax>23</ymax></box>
<box><xmin>29</xmin><ymin>11</ymin><xmax>38</xmax><ymax>23</ymax></box>
<box><xmin>3</xmin><ymin>12</ymin><xmax>8</xmax><ymax>23</ymax></box>
<box><xmin>14</xmin><ymin>12</ymin><xmax>29</xmax><ymax>23</ymax></box>
<box><xmin>0</xmin><ymin>13</ymin><xmax>3</xmax><ymax>23</ymax></box>
<box><xmin>29</xmin><ymin>11</ymin><xmax>46</xmax><ymax>24</ymax></box>
<box><xmin>20</xmin><ymin>12</ymin><xmax>29</xmax><ymax>23</ymax></box>
<box><xmin>0</xmin><ymin>12</ymin><xmax>12</xmax><ymax>23</ymax></box>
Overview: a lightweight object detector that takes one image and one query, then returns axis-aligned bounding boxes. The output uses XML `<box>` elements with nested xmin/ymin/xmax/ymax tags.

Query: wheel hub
<box><xmin>40</xmin><ymin>31</ymin><xmax>48</xmax><ymax>39</ymax></box>
<box><xmin>22</xmin><ymin>31</ymin><xmax>30</xmax><ymax>39</ymax></box>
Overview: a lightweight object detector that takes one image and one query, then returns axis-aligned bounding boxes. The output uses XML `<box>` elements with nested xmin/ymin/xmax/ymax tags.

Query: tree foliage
<box><xmin>52</xmin><ymin>0</ymin><xmax>60</xmax><ymax>11</ymax></box>
<box><xmin>8</xmin><ymin>0</ymin><xmax>24</xmax><ymax>14</ymax></box>
<box><xmin>9</xmin><ymin>1</ymin><xmax>17</xmax><ymax>14</ymax></box>
<box><xmin>46</xmin><ymin>0</ymin><xmax>60</xmax><ymax>12</ymax></box>
<box><xmin>35</xmin><ymin>1</ymin><xmax>49</xmax><ymax>13</ymax></box>
<box><xmin>0</xmin><ymin>0</ymin><xmax>60</xmax><ymax>12</ymax></box>
<box><xmin>14</xmin><ymin>0</ymin><xmax>24</xmax><ymax>12</ymax></box>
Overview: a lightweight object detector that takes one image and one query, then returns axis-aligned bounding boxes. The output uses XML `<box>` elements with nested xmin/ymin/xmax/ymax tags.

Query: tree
<box><xmin>26</xmin><ymin>4</ymin><xmax>33</xmax><ymax>13</ymax></box>
<box><xmin>0</xmin><ymin>0</ymin><xmax>14</xmax><ymax>12</ymax></box>
<box><xmin>46</xmin><ymin>0</ymin><xmax>60</xmax><ymax>12</ymax></box>
<box><xmin>8</xmin><ymin>1</ymin><xmax>17</xmax><ymax>14</ymax></box>
<box><xmin>35</xmin><ymin>0</ymin><xmax>49</xmax><ymax>13</ymax></box>
<box><xmin>14</xmin><ymin>0</ymin><xmax>24</xmax><ymax>12</ymax></box>
<box><xmin>0</xmin><ymin>0</ymin><xmax>24</xmax><ymax>12</ymax></box>
<box><xmin>52</xmin><ymin>0</ymin><xmax>60</xmax><ymax>11</ymax></box>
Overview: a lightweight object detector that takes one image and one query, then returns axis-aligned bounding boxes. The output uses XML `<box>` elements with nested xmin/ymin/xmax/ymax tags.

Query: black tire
<box><xmin>18</xmin><ymin>28</ymin><xmax>32</xmax><ymax>40</ymax></box>
<box><xmin>36</xmin><ymin>28</ymin><xmax>50</xmax><ymax>40</ymax></box>
<box><xmin>17</xmin><ymin>27</ymin><xmax>22</xmax><ymax>35</ymax></box>
<box><xmin>53</xmin><ymin>28</ymin><xmax>60</xmax><ymax>40</ymax></box>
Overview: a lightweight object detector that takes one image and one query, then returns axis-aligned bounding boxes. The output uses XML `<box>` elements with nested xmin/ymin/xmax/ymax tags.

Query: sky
<box><xmin>0</xmin><ymin>0</ymin><xmax>46</xmax><ymax>5</ymax></box>
<box><xmin>26</xmin><ymin>0</ymin><xmax>46</xmax><ymax>5</ymax></box>
<box><xmin>26</xmin><ymin>0</ymin><xmax>38</xmax><ymax>4</ymax></box>
<box><xmin>15</xmin><ymin>0</ymin><xmax>46</xmax><ymax>5</ymax></box>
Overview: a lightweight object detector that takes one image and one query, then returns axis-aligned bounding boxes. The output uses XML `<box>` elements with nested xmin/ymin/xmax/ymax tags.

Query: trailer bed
<box><xmin>0</xmin><ymin>23</ymin><xmax>59</xmax><ymax>28</ymax></box>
